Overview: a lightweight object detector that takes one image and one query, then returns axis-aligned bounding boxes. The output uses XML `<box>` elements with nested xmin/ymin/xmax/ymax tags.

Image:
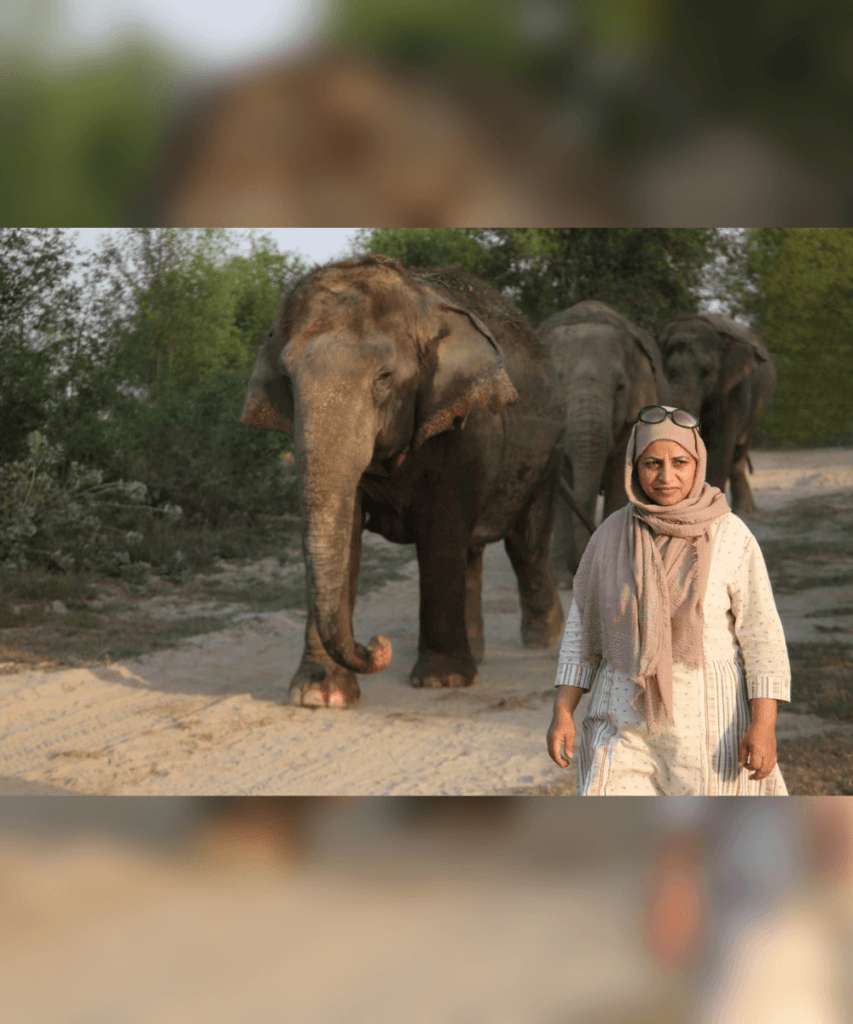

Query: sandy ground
<box><xmin>1</xmin><ymin>801</ymin><xmax>850</xmax><ymax>1024</ymax></box>
<box><xmin>1</xmin><ymin>449</ymin><xmax>851</xmax><ymax>795</ymax></box>
<box><xmin>0</xmin><ymin>830</ymin><xmax>668</xmax><ymax>1024</ymax></box>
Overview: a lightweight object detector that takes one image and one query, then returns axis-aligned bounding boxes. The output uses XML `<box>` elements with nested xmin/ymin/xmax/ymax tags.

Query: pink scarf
<box><xmin>572</xmin><ymin>412</ymin><xmax>730</xmax><ymax>729</ymax></box>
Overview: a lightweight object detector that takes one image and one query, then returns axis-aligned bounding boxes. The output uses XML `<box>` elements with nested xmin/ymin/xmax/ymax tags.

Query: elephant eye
<box><xmin>377</xmin><ymin>367</ymin><xmax>393</xmax><ymax>382</ymax></box>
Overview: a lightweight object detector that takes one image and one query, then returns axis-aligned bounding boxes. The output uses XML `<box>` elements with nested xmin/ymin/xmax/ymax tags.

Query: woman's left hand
<box><xmin>738</xmin><ymin>722</ymin><xmax>777</xmax><ymax>781</ymax></box>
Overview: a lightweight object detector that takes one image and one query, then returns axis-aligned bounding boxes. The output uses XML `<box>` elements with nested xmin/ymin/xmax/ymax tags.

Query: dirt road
<box><xmin>1</xmin><ymin>449</ymin><xmax>851</xmax><ymax>794</ymax></box>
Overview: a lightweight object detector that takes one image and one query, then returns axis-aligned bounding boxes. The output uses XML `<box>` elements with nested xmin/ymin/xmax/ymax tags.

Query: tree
<box><xmin>225</xmin><ymin>232</ymin><xmax>307</xmax><ymax>361</ymax></box>
<box><xmin>0</xmin><ymin>228</ymin><xmax>82</xmax><ymax>462</ymax></box>
<box><xmin>95</xmin><ymin>228</ymin><xmax>239</xmax><ymax>397</ymax></box>
<box><xmin>359</xmin><ymin>227</ymin><xmax>727</xmax><ymax>331</ymax></box>
<box><xmin>740</xmin><ymin>228</ymin><xmax>853</xmax><ymax>446</ymax></box>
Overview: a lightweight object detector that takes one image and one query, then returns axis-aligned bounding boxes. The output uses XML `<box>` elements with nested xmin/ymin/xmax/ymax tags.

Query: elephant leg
<box><xmin>549</xmin><ymin>454</ymin><xmax>580</xmax><ymax>587</ymax></box>
<box><xmin>288</xmin><ymin>612</ymin><xmax>362</xmax><ymax>707</ymax></box>
<box><xmin>730</xmin><ymin>449</ymin><xmax>756</xmax><ymax>514</ymax></box>
<box><xmin>465</xmin><ymin>544</ymin><xmax>485</xmax><ymax>665</ymax></box>
<box><xmin>288</xmin><ymin>503</ymin><xmax>363</xmax><ymax>708</ymax></box>
<box><xmin>705</xmin><ymin>410</ymin><xmax>740</xmax><ymax>499</ymax></box>
<box><xmin>410</xmin><ymin>493</ymin><xmax>478</xmax><ymax>689</ymax></box>
<box><xmin>602</xmin><ymin>445</ymin><xmax>628</xmax><ymax>518</ymax></box>
<box><xmin>505</xmin><ymin>484</ymin><xmax>565</xmax><ymax>650</ymax></box>
<box><xmin>548</xmin><ymin>487</ymin><xmax>575</xmax><ymax>588</ymax></box>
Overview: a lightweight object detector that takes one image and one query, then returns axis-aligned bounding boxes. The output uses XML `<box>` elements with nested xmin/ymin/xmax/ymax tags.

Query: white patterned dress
<box><xmin>555</xmin><ymin>512</ymin><xmax>790</xmax><ymax>796</ymax></box>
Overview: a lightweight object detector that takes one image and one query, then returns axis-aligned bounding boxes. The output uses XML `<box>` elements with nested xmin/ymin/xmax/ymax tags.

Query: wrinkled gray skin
<box><xmin>536</xmin><ymin>300</ymin><xmax>667</xmax><ymax>585</ymax></box>
<box><xmin>241</xmin><ymin>256</ymin><xmax>566</xmax><ymax>708</ymax></box>
<box><xmin>659</xmin><ymin>314</ymin><xmax>776</xmax><ymax>514</ymax></box>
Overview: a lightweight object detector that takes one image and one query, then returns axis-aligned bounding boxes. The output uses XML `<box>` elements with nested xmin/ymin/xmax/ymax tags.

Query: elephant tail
<box><xmin>747</xmin><ymin>454</ymin><xmax>754</xmax><ymax>474</ymax></box>
<box><xmin>558</xmin><ymin>475</ymin><xmax>598</xmax><ymax>534</ymax></box>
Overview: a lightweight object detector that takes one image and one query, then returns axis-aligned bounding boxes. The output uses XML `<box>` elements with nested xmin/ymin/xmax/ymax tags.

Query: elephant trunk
<box><xmin>666</xmin><ymin>368</ymin><xmax>703</xmax><ymax>419</ymax></box>
<box><xmin>563</xmin><ymin>390</ymin><xmax>612</xmax><ymax>518</ymax></box>
<box><xmin>297</xmin><ymin>412</ymin><xmax>392</xmax><ymax>676</ymax></box>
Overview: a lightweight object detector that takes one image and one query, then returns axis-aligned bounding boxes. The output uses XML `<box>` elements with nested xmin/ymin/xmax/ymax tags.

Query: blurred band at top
<box><xmin>2</xmin><ymin>0</ymin><xmax>852</xmax><ymax>226</ymax></box>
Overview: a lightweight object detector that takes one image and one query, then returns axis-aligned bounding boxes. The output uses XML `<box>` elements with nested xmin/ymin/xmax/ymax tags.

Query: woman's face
<box><xmin>636</xmin><ymin>439</ymin><xmax>697</xmax><ymax>505</ymax></box>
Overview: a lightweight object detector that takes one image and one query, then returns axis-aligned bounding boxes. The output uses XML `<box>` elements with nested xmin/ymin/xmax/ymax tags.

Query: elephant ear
<box><xmin>241</xmin><ymin>324</ymin><xmax>295</xmax><ymax>434</ymax></box>
<box><xmin>414</xmin><ymin>303</ymin><xmax>519</xmax><ymax>448</ymax></box>
<box><xmin>626</xmin><ymin>321</ymin><xmax>665</xmax><ymax>385</ymax></box>
<box><xmin>699</xmin><ymin>314</ymin><xmax>769</xmax><ymax>394</ymax></box>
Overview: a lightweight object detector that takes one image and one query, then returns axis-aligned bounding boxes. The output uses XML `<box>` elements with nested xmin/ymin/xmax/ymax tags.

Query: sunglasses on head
<box><xmin>637</xmin><ymin>405</ymin><xmax>700</xmax><ymax>428</ymax></box>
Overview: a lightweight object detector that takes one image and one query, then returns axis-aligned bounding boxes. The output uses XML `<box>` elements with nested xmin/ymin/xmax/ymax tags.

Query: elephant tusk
<box><xmin>558</xmin><ymin>477</ymin><xmax>598</xmax><ymax>534</ymax></box>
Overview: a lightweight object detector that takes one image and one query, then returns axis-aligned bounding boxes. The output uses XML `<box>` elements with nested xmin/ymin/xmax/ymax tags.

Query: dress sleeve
<box><xmin>730</xmin><ymin>531</ymin><xmax>791</xmax><ymax>703</ymax></box>
<box><xmin>554</xmin><ymin>599</ymin><xmax>601</xmax><ymax>689</ymax></box>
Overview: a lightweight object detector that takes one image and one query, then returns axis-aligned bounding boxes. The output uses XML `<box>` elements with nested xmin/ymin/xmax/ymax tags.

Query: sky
<box><xmin>73</xmin><ymin>228</ymin><xmax>360</xmax><ymax>266</ymax></box>
<box><xmin>13</xmin><ymin>0</ymin><xmax>328</xmax><ymax>67</ymax></box>
<box><xmin>260</xmin><ymin>228</ymin><xmax>358</xmax><ymax>265</ymax></box>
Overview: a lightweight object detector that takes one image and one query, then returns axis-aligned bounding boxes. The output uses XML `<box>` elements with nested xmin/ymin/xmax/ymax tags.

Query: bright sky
<box><xmin>260</xmin><ymin>228</ymin><xmax>359</xmax><ymax>265</ymax></box>
<box><xmin>18</xmin><ymin>0</ymin><xmax>329</xmax><ymax>67</ymax></box>
<box><xmin>73</xmin><ymin>228</ymin><xmax>360</xmax><ymax>266</ymax></box>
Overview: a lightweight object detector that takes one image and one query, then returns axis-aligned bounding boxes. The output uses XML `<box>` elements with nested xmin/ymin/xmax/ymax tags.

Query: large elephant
<box><xmin>658</xmin><ymin>314</ymin><xmax>776</xmax><ymax>513</ymax></box>
<box><xmin>536</xmin><ymin>300</ymin><xmax>667</xmax><ymax>584</ymax></box>
<box><xmin>241</xmin><ymin>255</ymin><xmax>566</xmax><ymax>708</ymax></box>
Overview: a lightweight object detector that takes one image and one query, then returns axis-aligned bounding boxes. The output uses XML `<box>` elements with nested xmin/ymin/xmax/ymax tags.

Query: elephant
<box><xmin>241</xmin><ymin>255</ymin><xmax>566</xmax><ymax>708</ymax></box>
<box><xmin>658</xmin><ymin>313</ymin><xmax>776</xmax><ymax>514</ymax></box>
<box><xmin>536</xmin><ymin>299</ymin><xmax>668</xmax><ymax>584</ymax></box>
<box><xmin>133</xmin><ymin>50</ymin><xmax>625</xmax><ymax>228</ymax></box>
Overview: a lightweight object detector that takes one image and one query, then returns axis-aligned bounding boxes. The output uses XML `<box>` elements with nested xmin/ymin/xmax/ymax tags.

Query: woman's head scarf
<box><xmin>572</xmin><ymin>408</ymin><xmax>730</xmax><ymax>729</ymax></box>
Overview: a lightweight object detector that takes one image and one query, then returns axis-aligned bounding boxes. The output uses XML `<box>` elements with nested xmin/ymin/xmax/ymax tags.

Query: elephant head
<box><xmin>241</xmin><ymin>255</ymin><xmax>518</xmax><ymax>676</ymax></box>
<box><xmin>537</xmin><ymin>300</ymin><xmax>664</xmax><ymax>572</ymax></box>
<box><xmin>659</xmin><ymin>314</ymin><xmax>769</xmax><ymax>421</ymax></box>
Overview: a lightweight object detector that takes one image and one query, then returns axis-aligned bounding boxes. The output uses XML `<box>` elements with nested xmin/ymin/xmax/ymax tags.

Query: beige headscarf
<box><xmin>572</xmin><ymin>408</ymin><xmax>730</xmax><ymax>729</ymax></box>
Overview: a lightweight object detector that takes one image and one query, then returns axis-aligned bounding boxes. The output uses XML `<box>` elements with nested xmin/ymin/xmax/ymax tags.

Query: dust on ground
<box><xmin>0</xmin><ymin>449</ymin><xmax>851</xmax><ymax>794</ymax></box>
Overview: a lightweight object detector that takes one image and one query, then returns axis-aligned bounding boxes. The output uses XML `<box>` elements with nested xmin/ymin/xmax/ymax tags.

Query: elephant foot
<box><xmin>411</xmin><ymin>652</ymin><xmax>478</xmax><ymax>689</ymax></box>
<box><xmin>521</xmin><ymin>597</ymin><xmax>565</xmax><ymax>649</ymax></box>
<box><xmin>288</xmin><ymin>659</ymin><xmax>361</xmax><ymax>708</ymax></box>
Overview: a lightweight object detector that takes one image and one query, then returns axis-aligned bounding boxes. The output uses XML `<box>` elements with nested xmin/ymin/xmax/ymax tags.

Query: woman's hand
<box><xmin>547</xmin><ymin>685</ymin><xmax>584</xmax><ymax>767</ymax></box>
<box><xmin>739</xmin><ymin>698</ymin><xmax>778</xmax><ymax>781</ymax></box>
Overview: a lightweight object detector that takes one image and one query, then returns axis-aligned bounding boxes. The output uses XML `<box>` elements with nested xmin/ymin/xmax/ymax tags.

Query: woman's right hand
<box><xmin>547</xmin><ymin>685</ymin><xmax>584</xmax><ymax>766</ymax></box>
<box><xmin>547</xmin><ymin>707</ymin><xmax>576</xmax><ymax>767</ymax></box>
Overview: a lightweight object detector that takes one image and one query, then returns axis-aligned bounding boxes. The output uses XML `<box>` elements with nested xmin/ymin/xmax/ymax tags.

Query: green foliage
<box><xmin>0</xmin><ymin>431</ymin><xmax>179</xmax><ymax>580</ymax></box>
<box><xmin>117</xmin><ymin>373</ymin><xmax>299</xmax><ymax>527</ymax></box>
<box><xmin>493</xmin><ymin>228</ymin><xmax>723</xmax><ymax>330</ymax></box>
<box><xmin>357</xmin><ymin>228</ymin><xmax>499</xmax><ymax>276</ymax></box>
<box><xmin>0</xmin><ymin>44</ymin><xmax>170</xmax><ymax>225</ymax></box>
<box><xmin>326</xmin><ymin>0</ymin><xmax>550</xmax><ymax>84</ymax></box>
<box><xmin>328</xmin><ymin>0</ymin><xmax>853</xmax><ymax>176</ymax></box>
<box><xmin>741</xmin><ymin>228</ymin><xmax>853</xmax><ymax>446</ymax></box>
<box><xmin>225</xmin><ymin>233</ymin><xmax>306</xmax><ymax>360</ymax></box>
<box><xmin>1</xmin><ymin>229</ymin><xmax>305</xmax><ymax>576</ymax></box>
<box><xmin>0</xmin><ymin>228</ymin><xmax>83</xmax><ymax>462</ymax></box>
<box><xmin>99</xmin><ymin>228</ymin><xmax>240</xmax><ymax>393</ymax></box>
<box><xmin>359</xmin><ymin>227</ymin><xmax>724</xmax><ymax>330</ymax></box>
<box><xmin>93</xmin><ymin>228</ymin><xmax>306</xmax><ymax>396</ymax></box>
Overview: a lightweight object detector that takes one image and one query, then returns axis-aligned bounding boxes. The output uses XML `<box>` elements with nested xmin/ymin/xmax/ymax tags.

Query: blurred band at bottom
<box><xmin>0</xmin><ymin>796</ymin><xmax>850</xmax><ymax>1023</ymax></box>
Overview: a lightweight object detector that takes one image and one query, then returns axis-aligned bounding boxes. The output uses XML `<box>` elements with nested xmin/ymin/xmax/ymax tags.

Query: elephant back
<box><xmin>415</xmin><ymin>265</ymin><xmax>547</xmax><ymax>367</ymax></box>
<box><xmin>661</xmin><ymin>313</ymin><xmax>770</xmax><ymax>363</ymax></box>
<box><xmin>538</xmin><ymin>299</ymin><xmax>665</xmax><ymax>386</ymax></box>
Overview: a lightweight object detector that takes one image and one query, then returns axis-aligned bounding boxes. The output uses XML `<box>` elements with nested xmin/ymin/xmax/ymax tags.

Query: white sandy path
<box><xmin>1</xmin><ymin>449</ymin><xmax>851</xmax><ymax>795</ymax></box>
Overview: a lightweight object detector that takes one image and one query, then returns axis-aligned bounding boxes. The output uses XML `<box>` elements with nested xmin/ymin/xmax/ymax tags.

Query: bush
<box><xmin>115</xmin><ymin>372</ymin><xmax>298</xmax><ymax>526</ymax></box>
<box><xmin>0</xmin><ymin>430</ymin><xmax>180</xmax><ymax>580</ymax></box>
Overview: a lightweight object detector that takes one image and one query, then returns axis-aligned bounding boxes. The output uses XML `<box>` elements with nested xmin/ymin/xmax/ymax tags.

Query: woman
<box><xmin>546</xmin><ymin>405</ymin><xmax>790</xmax><ymax>795</ymax></box>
